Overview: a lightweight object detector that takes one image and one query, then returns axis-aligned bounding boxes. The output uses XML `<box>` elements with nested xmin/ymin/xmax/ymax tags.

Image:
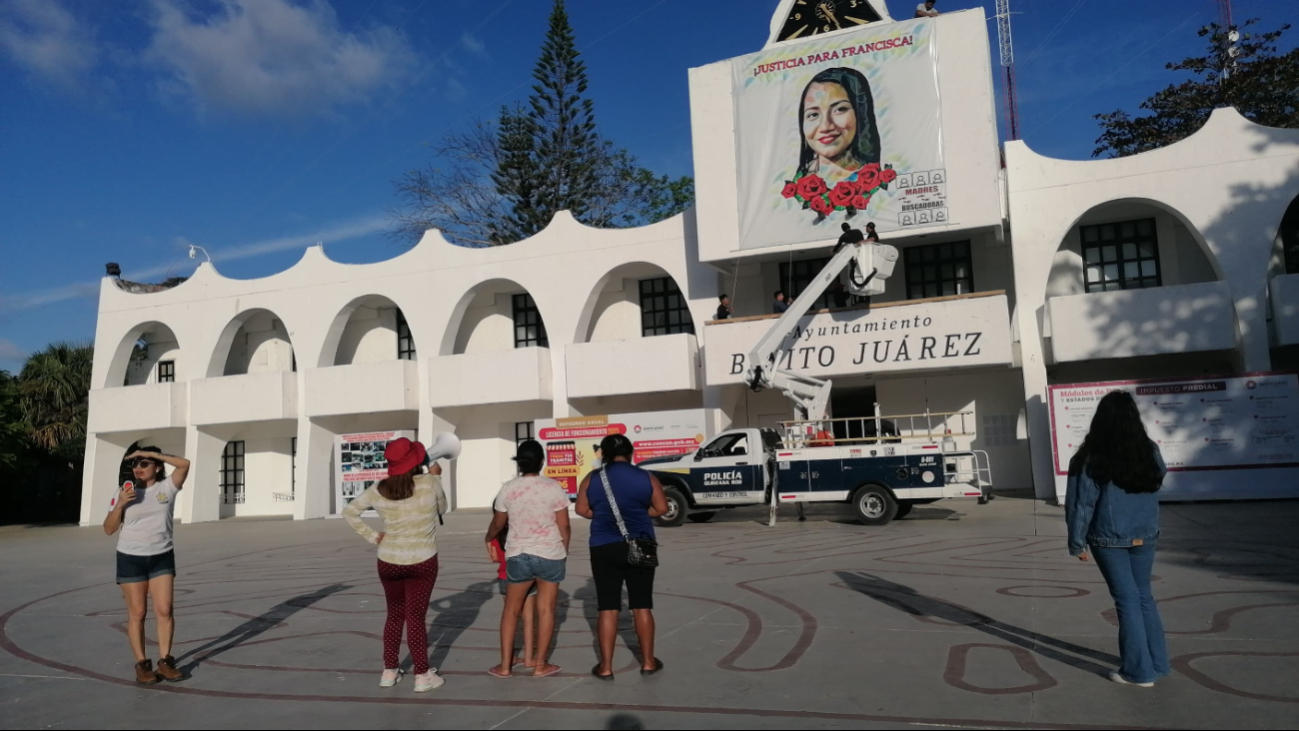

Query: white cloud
<box><xmin>144</xmin><ymin>0</ymin><xmax>418</xmax><ymax>117</ymax></box>
<box><xmin>0</xmin><ymin>338</ymin><xmax>27</xmax><ymax>363</ymax></box>
<box><xmin>460</xmin><ymin>31</ymin><xmax>486</xmax><ymax>57</ymax></box>
<box><xmin>0</xmin><ymin>0</ymin><xmax>98</xmax><ymax>91</ymax></box>
<box><xmin>0</xmin><ymin>213</ymin><xmax>391</xmax><ymax>314</ymax></box>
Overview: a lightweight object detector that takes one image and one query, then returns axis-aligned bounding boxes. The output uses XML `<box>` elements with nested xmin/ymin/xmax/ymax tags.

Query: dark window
<box><xmin>221</xmin><ymin>441</ymin><xmax>245</xmax><ymax>505</ymax></box>
<box><xmin>515</xmin><ymin>422</ymin><xmax>534</xmax><ymax>445</ymax></box>
<box><xmin>1281</xmin><ymin>197</ymin><xmax>1299</xmax><ymax>275</ymax></box>
<box><xmin>778</xmin><ymin>257</ymin><xmax>836</xmax><ymax>310</ymax></box>
<box><xmin>1080</xmin><ymin>219</ymin><xmax>1161</xmax><ymax>293</ymax></box>
<box><xmin>512</xmin><ymin>293</ymin><xmax>548</xmax><ymax>348</ymax></box>
<box><xmin>290</xmin><ymin>437</ymin><xmax>297</xmax><ymax>498</ymax></box>
<box><xmin>396</xmin><ymin>310</ymin><xmax>416</xmax><ymax>360</ymax></box>
<box><xmin>157</xmin><ymin>360</ymin><xmax>175</xmax><ymax>383</ymax></box>
<box><xmin>639</xmin><ymin>277</ymin><xmax>695</xmax><ymax>337</ymax></box>
<box><xmin>905</xmin><ymin>241</ymin><xmax>974</xmax><ymax>300</ymax></box>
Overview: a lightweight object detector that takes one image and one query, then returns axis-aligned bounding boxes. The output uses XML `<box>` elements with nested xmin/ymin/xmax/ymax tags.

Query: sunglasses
<box><xmin>131</xmin><ymin>459</ymin><xmax>157</xmax><ymax>468</ymax></box>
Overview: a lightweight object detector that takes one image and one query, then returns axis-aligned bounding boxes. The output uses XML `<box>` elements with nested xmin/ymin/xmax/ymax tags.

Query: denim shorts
<box><xmin>116</xmin><ymin>550</ymin><xmax>176</xmax><ymax>585</ymax></box>
<box><xmin>498</xmin><ymin>578</ymin><xmax>539</xmax><ymax>596</ymax></box>
<box><xmin>505</xmin><ymin>554</ymin><xmax>566</xmax><ymax>585</ymax></box>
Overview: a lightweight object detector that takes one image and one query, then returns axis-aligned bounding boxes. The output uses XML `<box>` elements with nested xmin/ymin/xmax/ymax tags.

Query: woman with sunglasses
<box><xmin>102</xmin><ymin>447</ymin><xmax>190</xmax><ymax>684</ymax></box>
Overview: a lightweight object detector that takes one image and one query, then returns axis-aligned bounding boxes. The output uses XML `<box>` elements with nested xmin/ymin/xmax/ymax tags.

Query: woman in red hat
<box><xmin>344</xmin><ymin>437</ymin><xmax>449</xmax><ymax>692</ymax></box>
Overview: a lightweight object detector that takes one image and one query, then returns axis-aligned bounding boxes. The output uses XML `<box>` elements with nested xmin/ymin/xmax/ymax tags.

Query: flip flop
<box><xmin>640</xmin><ymin>658</ymin><xmax>665</xmax><ymax>676</ymax></box>
<box><xmin>487</xmin><ymin>666</ymin><xmax>512</xmax><ymax>679</ymax></box>
<box><xmin>591</xmin><ymin>664</ymin><xmax>614</xmax><ymax>681</ymax></box>
<box><xmin>533</xmin><ymin>664</ymin><xmax>562</xmax><ymax>678</ymax></box>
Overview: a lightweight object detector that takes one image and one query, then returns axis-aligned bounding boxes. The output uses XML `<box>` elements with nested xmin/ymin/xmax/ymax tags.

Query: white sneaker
<box><xmin>380</xmin><ymin>669</ymin><xmax>403</xmax><ymax>687</ymax></box>
<box><xmin>1108</xmin><ymin>671</ymin><xmax>1154</xmax><ymax>688</ymax></box>
<box><xmin>414</xmin><ymin>671</ymin><xmax>444</xmax><ymax>692</ymax></box>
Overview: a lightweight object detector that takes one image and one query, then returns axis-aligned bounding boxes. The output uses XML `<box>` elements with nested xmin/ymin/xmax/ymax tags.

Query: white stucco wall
<box><xmin>1007</xmin><ymin>108</ymin><xmax>1299</xmax><ymax>499</ymax></box>
<box><xmin>336</xmin><ymin>305</ymin><xmax>398</xmax><ymax>365</ymax></box>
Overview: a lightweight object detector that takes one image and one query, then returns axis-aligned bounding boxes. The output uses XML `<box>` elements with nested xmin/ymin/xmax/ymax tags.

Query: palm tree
<box><xmin>18</xmin><ymin>341</ymin><xmax>93</xmax><ymax>457</ymax></box>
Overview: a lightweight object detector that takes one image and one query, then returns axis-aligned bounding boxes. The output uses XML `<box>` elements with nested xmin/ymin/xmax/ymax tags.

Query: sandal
<box><xmin>487</xmin><ymin>665</ymin><xmax>512</xmax><ymax>679</ymax></box>
<box><xmin>591</xmin><ymin>664</ymin><xmax>614</xmax><ymax>681</ymax></box>
<box><xmin>533</xmin><ymin>664</ymin><xmax>562</xmax><ymax>678</ymax></box>
<box><xmin>640</xmin><ymin>658</ymin><xmax>664</xmax><ymax>676</ymax></box>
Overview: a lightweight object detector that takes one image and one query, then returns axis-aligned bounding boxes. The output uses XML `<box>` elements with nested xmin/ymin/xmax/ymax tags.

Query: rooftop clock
<box><xmin>772</xmin><ymin>0</ymin><xmax>886</xmax><ymax>44</ymax></box>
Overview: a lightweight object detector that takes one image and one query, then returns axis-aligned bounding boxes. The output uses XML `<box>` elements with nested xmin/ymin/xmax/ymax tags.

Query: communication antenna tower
<box><xmin>994</xmin><ymin>0</ymin><xmax>1020</xmax><ymax>140</ymax></box>
<box><xmin>1217</xmin><ymin>0</ymin><xmax>1239</xmax><ymax>84</ymax></box>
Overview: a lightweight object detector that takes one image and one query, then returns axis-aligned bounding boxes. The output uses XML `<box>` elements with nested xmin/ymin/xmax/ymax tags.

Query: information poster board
<box><xmin>335</xmin><ymin>430</ymin><xmax>415</xmax><ymax>510</ymax></box>
<box><xmin>535</xmin><ymin>410</ymin><xmax>711</xmax><ymax>497</ymax></box>
<box><xmin>1048</xmin><ymin>374</ymin><xmax>1299</xmax><ymax>499</ymax></box>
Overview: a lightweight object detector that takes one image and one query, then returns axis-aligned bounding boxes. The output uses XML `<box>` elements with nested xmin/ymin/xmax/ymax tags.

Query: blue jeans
<box><xmin>1092</xmin><ymin>543</ymin><xmax>1169</xmax><ymax>683</ymax></box>
<box><xmin>505</xmin><ymin>553</ymin><xmax>566</xmax><ymax>584</ymax></box>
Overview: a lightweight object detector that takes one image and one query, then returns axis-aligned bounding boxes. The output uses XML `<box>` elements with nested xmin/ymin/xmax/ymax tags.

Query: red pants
<box><xmin>377</xmin><ymin>555</ymin><xmax>439</xmax><ymax>674</ymax></box>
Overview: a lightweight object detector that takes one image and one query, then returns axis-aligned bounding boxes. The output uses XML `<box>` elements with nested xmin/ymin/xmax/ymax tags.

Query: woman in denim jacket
<box><xmin>1066</xmin><ymin>391</ymin><xmax>1169</xmax><ymax>687</ymax></box>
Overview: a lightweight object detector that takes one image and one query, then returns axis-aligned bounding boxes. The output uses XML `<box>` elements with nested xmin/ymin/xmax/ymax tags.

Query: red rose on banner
<box><xmin>796</xmin><ymin>175</ymin><xmax>827</xmax><ymax>200</ymax></box>
<box><xmin>858</xmin><ymin>168</ymin><xmax>881</xmax><ymax>191</ymax></box>
<box><xmin>829</xmin><ymin>182</ymin><xmax>856</xmax><ymax>208</ymax></box>
<box><xmin>781</xmin><ymin>182</ymin><xmax>798</xmax><ymax>199</ymax></box>
<box><xmin>864</xmin><ymin>162</ymin><xmax>881</xmax><ymax>173</ymax></box>
<box><xmin>851</xmin><ymin>194</ymin><xmax>869</xmax><ymax>210</ymax></box>
<box><xmin>879</xmin><ymin>168</ymin><xmax>898</xmax><ymax>184</ymax></box>
<box><xmin>809</xmin><ymin>196</ymin><xmax>834</xmax><ymax>215</ymax></box>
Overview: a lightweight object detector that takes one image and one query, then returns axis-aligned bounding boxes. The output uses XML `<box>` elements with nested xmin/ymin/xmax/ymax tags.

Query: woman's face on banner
<box><xmin>802</xmin><ymin>81</ymin><xmax>857</xmax><ymax>163</ymax></box>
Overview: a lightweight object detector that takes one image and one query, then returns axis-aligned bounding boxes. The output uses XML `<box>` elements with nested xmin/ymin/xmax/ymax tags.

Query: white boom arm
<box><xmin>744</xmin><ymin>241</ymin><xmax>899</xmax><ymax>422</ymax></box>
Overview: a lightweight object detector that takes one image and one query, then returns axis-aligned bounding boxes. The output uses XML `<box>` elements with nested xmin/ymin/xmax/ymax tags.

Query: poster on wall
<box><xmin>534</xmin><ymin>410</ymin><xmax>712</xmax><ymax>497</ymax></box>
<box><xmin>335</xmin><ymin>430</ymin><xmax>415</xmax><ymax>511</ymax></box>
<box><xmin>731</xmin><ymin>17</ymin><xmax>945</xmax><ymax>250</ymax></box>
<box><xmin>1047</xmin><ymin>374</ymin><xmax>1299</xmax><ymax>479</ymax></box>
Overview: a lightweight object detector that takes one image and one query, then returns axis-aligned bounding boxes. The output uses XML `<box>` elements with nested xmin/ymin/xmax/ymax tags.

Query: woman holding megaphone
<box><xmin>344</xmin><ymin>437</ymin><xmax>450</xmax><ymax>693</ymax></box>
<box><xmin>102</xmin><ymin>446</ymin><xmax>190</xmax><ymax>684</ymax></box>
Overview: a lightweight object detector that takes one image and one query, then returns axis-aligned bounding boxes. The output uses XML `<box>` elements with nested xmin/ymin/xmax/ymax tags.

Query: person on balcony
<box><xmin>916</xmin><ymin>1</ymin><xmax>939</xmax><ymax>18</ymax></box>
<box><xmin>103</xmin><ymin>446</ymin><xmax>191</xmax><ymax>684</ymax></box>
<box><xmin>773</xmin><ymin>290</ymin><xmax>790</xmax><ymax>314</ymax></box>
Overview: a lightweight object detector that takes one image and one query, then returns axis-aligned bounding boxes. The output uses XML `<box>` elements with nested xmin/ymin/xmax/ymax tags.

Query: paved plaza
<box><xmin>3</xmin><ymin>494</ymin><xmax>1299</xmax><ymax>729</ymax></box>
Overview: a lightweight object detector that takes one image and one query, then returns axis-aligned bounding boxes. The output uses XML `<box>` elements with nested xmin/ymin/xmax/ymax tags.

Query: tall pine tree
<box><xmin>390</xmin><ymin>0</ymin><xmax>694</xmax><ymax>247</ymax></box>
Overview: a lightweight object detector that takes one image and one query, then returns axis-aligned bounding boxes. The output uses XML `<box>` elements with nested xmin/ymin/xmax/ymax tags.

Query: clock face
<box><xmin>776</xmin><ymin>0</ymin><xmax>883</xmax><ymax>42</ymax></box>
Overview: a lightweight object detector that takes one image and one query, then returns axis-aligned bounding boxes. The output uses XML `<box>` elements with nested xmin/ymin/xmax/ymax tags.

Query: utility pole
<box><xmin>994</xmin><ymin>0</ymin><xmax>1020</xmax><ymax>140</ymax></box>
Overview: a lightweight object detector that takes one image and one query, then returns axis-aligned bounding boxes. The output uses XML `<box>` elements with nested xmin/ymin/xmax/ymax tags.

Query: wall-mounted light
<box><xmin>105</xmin><ymin>263</ymin><xmax>121</xmax><ymax>277</ymax></box>
<box><xmin>188</xmin><ymin>244</ymin><xmax>211</xmax><ymax>262</ymax></box>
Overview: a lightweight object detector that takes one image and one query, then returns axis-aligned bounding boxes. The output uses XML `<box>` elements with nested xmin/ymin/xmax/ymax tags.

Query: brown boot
<box><xmin>134</xmin><ymin>659</ymin><xmax>161</xmax><ymax>685</ymax></box>
<box><xmin>156</xmin><ymin>655</ymin><xmax>184</xmax><ymax>682</ymax></box>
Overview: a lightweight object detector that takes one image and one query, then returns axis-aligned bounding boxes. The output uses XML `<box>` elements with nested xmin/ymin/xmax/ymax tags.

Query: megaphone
<box><xmin>426</xmin><ymin>432</ymin><xmax>461</xmax><ymax>461</ymax></box>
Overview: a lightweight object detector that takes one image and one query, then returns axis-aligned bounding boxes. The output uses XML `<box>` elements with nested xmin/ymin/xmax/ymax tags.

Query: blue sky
<box><xmin>1</xmin><ymin>0</ymin><xmax>1294</xmax><ymax>371</ymax></box>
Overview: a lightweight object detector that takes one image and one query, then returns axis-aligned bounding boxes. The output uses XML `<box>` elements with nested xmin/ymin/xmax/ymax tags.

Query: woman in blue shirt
<box><xmin>575</xmin><ymin>434</ymin><xmax>669</xmax><ymax>680</ymax></box>
<box><xmin>1066</xmin><ymin>391</ymin><xmax>1169</xmax><ymax>687</ymax></box>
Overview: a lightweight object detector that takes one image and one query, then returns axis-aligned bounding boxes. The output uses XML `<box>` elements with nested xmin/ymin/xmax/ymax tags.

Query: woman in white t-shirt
<box><xmin>483</xmin><ymin>439</ymin><xmax>571</xmax><ymax>678</ymax></box>
<box><xmin>102</xmin><ymin>446</ymin><xmax>190</xmax><ymax>685</ymax></box>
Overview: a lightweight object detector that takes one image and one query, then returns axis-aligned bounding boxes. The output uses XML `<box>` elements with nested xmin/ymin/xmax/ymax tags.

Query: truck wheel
<box><xmin>852</xmin><ymin>485</ymin><xmax>897</xmax><ymax>526</ymax></box>
<box><xmin>687</xmin><ymin>512</ymin><xmax>716</xmax><ymax>524</ymax></box>
<box><xmin>657</xmin><ymin>487</ymin><xmax>688</xmax><ymax>527</ymax></box>
<box><xmin>894</xmin><ymin>503</ymin><xmax>914</xmax><ymax>520</ymax></box>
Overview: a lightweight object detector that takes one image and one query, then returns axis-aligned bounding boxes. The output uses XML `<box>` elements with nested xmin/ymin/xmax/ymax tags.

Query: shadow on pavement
<box><xmin>836</xmin><ymin>571</ymin><xmax>1118</xmax><ymax>676</ymax></box>
<box><xmin>176</xmin><ymin>583</ymin><xmax>351</xmax><ymax>674</ymax></box>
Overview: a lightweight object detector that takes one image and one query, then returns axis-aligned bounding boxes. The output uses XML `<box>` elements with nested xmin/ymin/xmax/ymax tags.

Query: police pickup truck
<box><xmin>639</xmin><ymin>425</ymin><xmax>990</xmax><ymax>527</ymax></box>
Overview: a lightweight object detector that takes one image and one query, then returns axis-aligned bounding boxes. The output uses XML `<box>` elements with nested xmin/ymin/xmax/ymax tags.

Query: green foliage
<box><xmin>18</xmin><ymin>341</ymin><xmax>93</xmax><ymax>460</ymax></box>
<box><xmin>1093</xmin><ymin>20</ymin><xmax>1299</xmax><ymax>158</ymax></box>
<box><xmin>391</xmin><ymin>0</ymin><xmax>694</xmax><ymax>247</ymax></box>
<box><xmin>0</xmin><ymin>371</ymin><xmax>28</xmax><ymax>475</ymax></box>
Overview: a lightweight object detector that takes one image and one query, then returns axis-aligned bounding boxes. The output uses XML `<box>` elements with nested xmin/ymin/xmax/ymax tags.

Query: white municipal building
<box><xmin>81</xmin><ymin>1</ymin><xmax>1299</xmax><ymax>525</ymax></box>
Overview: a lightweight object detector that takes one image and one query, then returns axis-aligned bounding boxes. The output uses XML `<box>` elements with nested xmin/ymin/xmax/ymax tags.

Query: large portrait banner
<box><xmin>732</xmin><ymin>18</ymin><xmax>945</xmax><ymax>250</ymax></box>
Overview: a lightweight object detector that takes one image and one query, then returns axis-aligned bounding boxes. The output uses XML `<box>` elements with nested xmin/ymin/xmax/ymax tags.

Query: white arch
<box><xmin>316</xmin><ymin>294</ymin><xmax>419</xmax><ymax>368</ymax></box>
<box><xmin>439</xmin><ymin>278</ymin><xmax>550</xmax><ymax>357</ymax></box>
<box><xmin>100</xmin><ymin>321</ymin><xmax>183</xmax><ymax>390</ymax></box>
<box><xmin>573</xmin><ymin>261</ymin><xmax>690</xmax><ymax>344</ymax></box>
<box><xmin>206</xmin><ymin>308</ymin><xmax>297</xmax><ymax>378</ymax></box>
